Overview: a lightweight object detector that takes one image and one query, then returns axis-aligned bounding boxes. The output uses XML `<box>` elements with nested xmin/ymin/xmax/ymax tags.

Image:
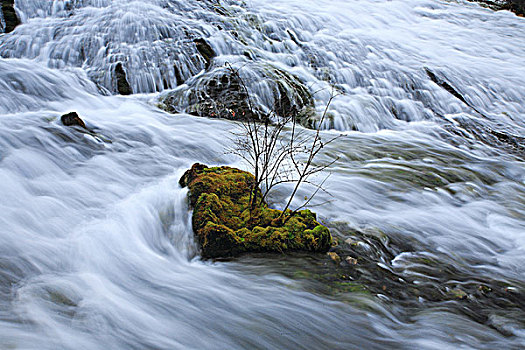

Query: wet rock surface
<box><xmin>1</xmin><ymin>0</ymin><xmax>20</xmax><ymax>33</ymax></box>
<box><xmin>507</xmin><ymin>0</ymin><xmax>525</xmax><ymax>15</ymax></box>
<box><xmin>159</xmin><ymin>63</ymin><xmax>315</xmax><ymax>124</ymax></box>
<box><xmin>468</xmin><ymin>0</ymin><xmax>525</xmax><ymax>15</ymax></box>
<box><xmin>58</xmin><ymin>111</ymin><xmax>112</xmax><ymax>144</ymax></box>
<box><xmin>193</xmin><ymin>38</ymin><xmax>216</xmax><ymax>69</ymax></box>
<box><xmin>60</xmin><ymin>112</ymin><xmax>87</xmax><ymax>129</ymax></box>
<box><xmin>114</xmin><ymin>63</ymin><xmax>132</xmax><ymax>96</ymax></box>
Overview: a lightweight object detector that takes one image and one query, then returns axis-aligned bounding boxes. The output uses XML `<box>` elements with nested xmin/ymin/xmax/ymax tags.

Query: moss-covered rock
<box><xmin>180</xmin><ymin>163</ymin><xmax>332</xmax><ymax>258</ymax></box>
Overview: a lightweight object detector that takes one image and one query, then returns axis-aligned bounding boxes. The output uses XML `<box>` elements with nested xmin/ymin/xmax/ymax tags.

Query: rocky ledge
<box><xmin>179</xmin><ymin>163</ymin><xmax>332</xmax><ymax>258</ymax></box>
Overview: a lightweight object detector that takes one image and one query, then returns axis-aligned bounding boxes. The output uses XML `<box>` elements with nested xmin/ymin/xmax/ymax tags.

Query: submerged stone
<box><xmin>180</xmin><ymin>163</ymin><xmax>332</xmax><ymax>258</ymax></box>
<box><xmin>328</xmin><ymin>252</ymin><xmax>341</xmax><ymax>264</ymax></box>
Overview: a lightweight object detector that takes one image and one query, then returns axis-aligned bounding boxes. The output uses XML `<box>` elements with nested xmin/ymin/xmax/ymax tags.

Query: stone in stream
<box><xmin>114</xmin><ymin>62</ymin><xmax>132</xmax><ymax>95</ymax></box>
<box><xmin>179</xmin><ymin>163</ymin><xmax>332</xmax><ymax>258</ymax></box>
<box><xmin>158</xmin><ymin>63</ymin><xmax>315</xmax><ymax>125</ymax></box>
<box><xmin>173</xmin><ymin>64</ymin><xmax>185</xmax><ymax>86</ymax></box>
<box><xmin>467</xmin><ymin>0</ymin><xmax>525</xmax><ymax>16</ymax></box>
<box><xmin>61</xmin><ymin>112</ymin><xmax>87</xmax><ymax>129</ymax></box>
<box><xmin>328</xmin><ymin>252</ymin><xmax>341</xmax><ymax>264</ymax></box>
<box><xmin>193</xmin><ymin>38</ymin><xmax>216</xmax><ymax>69</ymax></box>
<box><xmin>505</xmin><ymin>0</ymin><xmax>525</xmax><ymax>15</ymax></box>
<box><xmin>1</xmin><ymin>0</ymin><xmax>20</xmax><ymax>33</ymax></box>
<box><xmin>59</xmin><ymin>111</ymin><xmax>113</xmax><ymax>143</ymax></box>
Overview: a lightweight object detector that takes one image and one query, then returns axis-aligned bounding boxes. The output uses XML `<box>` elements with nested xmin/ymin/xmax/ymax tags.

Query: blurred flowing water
<box><xmin>0</xmin><ymin>0</ymin><xmax>524</xmax><ymax>348</ymax></box>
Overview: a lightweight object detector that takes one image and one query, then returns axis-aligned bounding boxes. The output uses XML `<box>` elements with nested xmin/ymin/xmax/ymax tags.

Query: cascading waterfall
<box><xmin>0</xmin><ymin>0</ymin><xmax>524</xmax><ymax>348</ymax></box>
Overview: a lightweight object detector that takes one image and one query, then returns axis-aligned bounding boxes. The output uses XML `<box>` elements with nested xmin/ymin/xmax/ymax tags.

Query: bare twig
<box><xmin>221</xmin><ymin>63</ymin><xmax>341</xmax><ymax>220</ymax></box>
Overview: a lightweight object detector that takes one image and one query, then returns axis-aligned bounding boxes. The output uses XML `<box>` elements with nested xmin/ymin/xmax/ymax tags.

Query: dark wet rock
<box><xmin>159</xmin><ymin>64</ymin><xmax>315</xmax><ymax>124</ymax></box>
<box><xmin>61</xmin><ymin>112</ymin><xmax>87</xmax><ymax>129</ymax></box>
<box><xmin>286</xmin><ymin>29</ymin><xmax>303</xmax><ymax>47</ymax></box>
<box><xmin>179</xmin><ymin>67</ymin><xmax>262</xmax><ymax>121</ymax></box>
<box><xmin>178</xmin><ymin>162</ymin><xmax>207</xmax><ymax>188</ymax></box>
<box><xmin>271</xmin><ymin>68</ymin><xmax>314</xmax><ymax>121</ymax></box>
<box><xmin>467</xmin><ymin>0</ymin><xmax>511</xmax><ymax>11</ymax></box>
<box><xmin>505</xmin><ymin>0</ymin><xmax>525</xmax><ymax>15</ymax></box>
<box><xmin>426</xmin><ymin>68</ymin><xmax>525</xmax><ymax>159</ymax></box>
<box><xmin>180</xmin><ymin>163</ymin><xmax>332</xmax><ymax>258</ymax></box>
<box><xmin>1</xmin><ymin>0</ymin><xmax>20</xmax><ymax>33</ymax></box>
<box><xmin>426</xmin><ymin>68</ymin><xmax>472</xmax><ymax>110</ymax></box>
<box><xmin>114</xmin><ymin>62</ymin><xmax>132</xmax><ymax>95</ymax></box>
<box><xmin>173</xmin><ymin>64</ymin><xmax>185</xmax><ymax>86</ymax></box>
<box><xmin>194</xmin><ymin>38</ymin><xmax>216</xmax><ymax>69</ymax></box>
<box><xmin>58</xmin><ymin>112</ymin><xmax>112</xmax><ymax>143</ymax></box>
<box><xmin>440</xmin><ymin>114</ymin><xmax>525</xmax><ymax>159</ymax></box>
<box><xmin>467</xmin><ymin>0</ymin><xmax>525</xmax><ymax>16</ymax></box>
<box><xmin>426</xmin><ymin>67</ymin><xmax>486</xmax><ymax>119</ymax></box>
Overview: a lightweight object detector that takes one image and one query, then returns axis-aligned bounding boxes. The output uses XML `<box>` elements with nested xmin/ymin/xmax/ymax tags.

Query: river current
<box><xmin>0</xmin><ymin>0</ymin><xmax>524</xmax><ymax>349</ymax></box>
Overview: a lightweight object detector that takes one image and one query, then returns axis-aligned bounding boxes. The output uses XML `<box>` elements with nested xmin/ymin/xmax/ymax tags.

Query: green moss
<box><xmin>180</xmin><ymin>163</ymin><xmax>332</xmax><ymax>258</ymax></box>
<box><xmin>333</xmin><ymin>281</ymin><xmax>370</xmax><ymax>294</ymax></box>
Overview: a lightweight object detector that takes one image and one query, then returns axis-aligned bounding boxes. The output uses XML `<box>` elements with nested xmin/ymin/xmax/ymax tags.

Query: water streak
<box><xmin>0</xmin><ymin>0</ymin><xmax>524</xmax><ymax>348</ymax></box>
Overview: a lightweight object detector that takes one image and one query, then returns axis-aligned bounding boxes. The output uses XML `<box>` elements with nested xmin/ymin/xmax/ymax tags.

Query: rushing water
<box><xmin>1</xmin><ymin>0</ymin><xmax>524</xmax><ymax>349</ymax></box>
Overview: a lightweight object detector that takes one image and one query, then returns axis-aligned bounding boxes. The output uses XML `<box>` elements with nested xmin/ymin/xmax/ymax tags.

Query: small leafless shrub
<box><xmin>224</xmin><ymin>64</ymin><xmax>341</xmax><ymax>221</ymax></box>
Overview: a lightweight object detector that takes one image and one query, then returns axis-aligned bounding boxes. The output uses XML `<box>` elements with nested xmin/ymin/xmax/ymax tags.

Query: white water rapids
<box><xmin>0</xmin><ymin>0</ymin><xmax>524</xmax><ymax>349</ymax></box>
